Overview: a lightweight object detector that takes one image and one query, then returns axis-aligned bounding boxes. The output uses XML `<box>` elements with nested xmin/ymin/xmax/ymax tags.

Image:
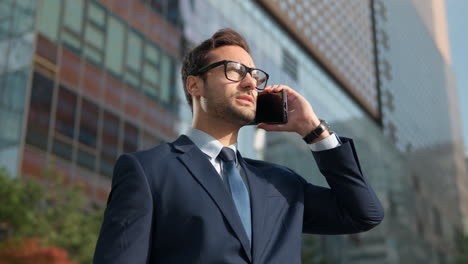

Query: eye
<box><xmin>226</xmin><ymin>62</ymin><xmax>246</xmax><ymax>80</ymax></box>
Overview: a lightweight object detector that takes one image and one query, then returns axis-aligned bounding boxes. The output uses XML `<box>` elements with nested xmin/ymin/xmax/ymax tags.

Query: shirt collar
<box><xmin>185</xmin><ymin>127</ymin><xmax>238</xmax><ymax>163</ymax></box>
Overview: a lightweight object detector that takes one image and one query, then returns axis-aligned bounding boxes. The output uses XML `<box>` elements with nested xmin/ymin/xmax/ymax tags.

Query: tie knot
<box><xmin>219</xmin><ymin>147</ymin><xmax>236</xmax><ymax>162</ymax></box>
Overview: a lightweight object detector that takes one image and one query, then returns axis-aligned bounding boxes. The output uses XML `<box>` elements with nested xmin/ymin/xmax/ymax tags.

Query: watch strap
<box><xmin>303</xmin><ymin>119</ymin><xmax>330</xmax><ymax>144</ymax></box>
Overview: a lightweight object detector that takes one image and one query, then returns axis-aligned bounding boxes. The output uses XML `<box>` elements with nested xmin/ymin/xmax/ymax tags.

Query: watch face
<box><xmin>322</xmin><ymin>120</ymin><xmax>330</xmax><ymax>130</ymax></box>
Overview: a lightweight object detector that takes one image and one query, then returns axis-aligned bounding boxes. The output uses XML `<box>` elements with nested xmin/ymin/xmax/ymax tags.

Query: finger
<box><xmin>257</xmin><ymin>123</ymin><xmax>288</xmax><ymax>131</ymax></box>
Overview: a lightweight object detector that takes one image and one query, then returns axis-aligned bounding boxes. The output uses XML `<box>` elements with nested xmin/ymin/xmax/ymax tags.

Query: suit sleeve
<box><xmin>93</xmin><ymin>153</ymin><xmax>154</xmax><ymax>264</ymax></box>
<box><xmin>302</xmin><ymin>137</ymin><xmax>384</xmax><ymax>234</ymax></box>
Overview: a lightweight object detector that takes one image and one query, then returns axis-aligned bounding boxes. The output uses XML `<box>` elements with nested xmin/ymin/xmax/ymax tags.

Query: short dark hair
<box><xmin>181</xmin><ymin>28</ymin><xmax>250</xmax><ymax>110</ymax></box>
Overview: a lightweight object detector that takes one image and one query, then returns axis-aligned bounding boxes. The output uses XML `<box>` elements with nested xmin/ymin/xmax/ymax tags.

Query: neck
<box><xmin>192</xmin><ymin>116</ymin><xmax>241</xmax><ymax>146</ymax></box>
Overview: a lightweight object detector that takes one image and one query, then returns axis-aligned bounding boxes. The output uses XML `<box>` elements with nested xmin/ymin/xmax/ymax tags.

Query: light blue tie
<box><xmin>219</xmin><ymin>147</ymin><xmax>252</xmax><ymax>243</ymax></box>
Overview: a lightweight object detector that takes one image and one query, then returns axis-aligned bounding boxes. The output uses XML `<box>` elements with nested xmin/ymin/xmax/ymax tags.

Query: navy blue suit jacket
<box><xmin>94</xmin><ymin>135</ymin><xmax>384</xmax><ymax>263</ymax></box>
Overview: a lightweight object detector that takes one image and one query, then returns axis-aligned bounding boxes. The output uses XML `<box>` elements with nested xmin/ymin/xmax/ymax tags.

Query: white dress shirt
<box><xmin>185</xmin><ymin>128</ymin><xmax>341</xmax><ymax>179</ymax></box>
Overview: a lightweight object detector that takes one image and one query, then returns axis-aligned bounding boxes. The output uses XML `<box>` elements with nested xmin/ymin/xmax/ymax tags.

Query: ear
<box><xmin>186</xmin><ymin>75</ymin><xmax>203</xmax><ymax>97</ymax></box>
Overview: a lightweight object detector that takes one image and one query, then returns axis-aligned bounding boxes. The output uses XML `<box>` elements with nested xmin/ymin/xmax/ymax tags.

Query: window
<box><xmin>79</xmin><ymin>98</ymin><xmax>99</xmax><ymax>148</ymax></box>
<box><xmin>84</xmin><ymin>2</ymin><xmax>106</xmax><ymax>65</ymax></box>
<box><xmin>282</xmin><ymin>49</ymin><xmax>298</xmax><ymax>81</ymax></box>
<box><xmin>0</xmin><ymin>71</ymin><xmax>28</xmax><ymax>147</ymax></box>
<box><xmin>160</xmin><ymin>54</ymin><xmax>172</xmax><ymax>103</ymax></box>
<box><xmin>88</xmin><ymin>2</ymin><xmax>105</xmax><ymax>26</ymax></box>
<box><xmin>64</xmin><ymin>0</ymin><xmax>83</xmax><ymax>34</ymax></box>
<box><xmin>37</xmin><ymin>0</ymin><xmax>61</xmax><ymax>41</ymax></box>
<box><xmin>52</xmin><ymin>136</ymin><xmax>72</xmax><ymax>161</ymax></box>
<box><xmin>142</xmin><ymin>64</ymin><xmax>159</xmax><ymax>98</ymax></box>
<box><xmin>143</xmin><ymin>0</ymin><xmax>180</xmax><ymax>27</ymax></box>
<box><xmin>100</xmin><ymin>110</ymin><xmax>119</xmax><ymax>177</ymax></box>
<box><xmin>62</xmin><ymin>0</ymin><xmax>84</xmax><ymax>51</ymax></box>
<box><xmin>26</xmin><ymin>72</ymin><xmax>54</xmax><ymax>150</ymax></box>
<box><xmin>142</xmin><ymin>43</ymin><xmax>160</xmax><ymax>98</ymax></box>
<box><xmin>124</xmin><ymin>31</ymin><xmax>143</xmax><ymax>88</ymax></box>
<box><xmin>105</xmin><ymin>16</ymin><xmax>125</xmax><ymax>76</ymax></box>
<box><xmin>11</xmin><ymin>2</ymin><xmax>35</xmax><ymax>36</ymax></box>
<box><xmin>55</xmin><ymin>85</ymin><xmax>77</xmax><ymax>138</ymax></box>
<box><xmin>84</xmin><ymin>25</ymin><xmax>104</xmax><ymax>64</ymax></box>
<box><xmin>123</xmin><ymin>122</ymin><xmax>139</xmax><ymax>153</ymax></box>
<box><xmin>77</xmin><ymin>148</ymin><xmax>95</xmax><ymax>171</ymax></box>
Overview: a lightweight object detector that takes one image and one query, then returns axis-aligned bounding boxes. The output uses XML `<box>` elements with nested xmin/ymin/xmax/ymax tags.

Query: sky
<box><xmin>446</xmin><ymin>0</ymin><xmax>468</xmax><ymax>155</ymax></box>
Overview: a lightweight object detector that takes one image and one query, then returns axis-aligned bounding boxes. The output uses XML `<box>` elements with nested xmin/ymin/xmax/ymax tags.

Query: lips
<box><xmin>235</xmin><ymin>95</ymin><xmax>254</xmax><ymax>104</ymax></box>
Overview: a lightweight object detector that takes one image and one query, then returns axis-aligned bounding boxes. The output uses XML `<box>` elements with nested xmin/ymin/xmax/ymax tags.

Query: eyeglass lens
<box><xmin>225</xmin><ymin>62</ymin><xmax>267</xmax><ymax>89</ymax></box>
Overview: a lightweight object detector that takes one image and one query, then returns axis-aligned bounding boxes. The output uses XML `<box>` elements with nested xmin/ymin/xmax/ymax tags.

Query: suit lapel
<box><xmin>239</xmin><ymin>156</ymin><xmax>269</xmax><ymax>263</ymax></box>
<box><xmin>172</xmin><ymin>135</ymin><xmax>252</xmax><ymax>261</ymax></box>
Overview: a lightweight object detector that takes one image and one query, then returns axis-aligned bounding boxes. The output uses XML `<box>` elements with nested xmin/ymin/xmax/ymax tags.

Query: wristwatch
<box><xmin>303</xmin><ymin>119</ymin><xmax>330</xmax><ymax>144</ymax></box>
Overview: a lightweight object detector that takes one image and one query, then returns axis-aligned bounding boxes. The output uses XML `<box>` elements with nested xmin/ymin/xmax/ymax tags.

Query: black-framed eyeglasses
<box><xmin>190</xmin><ymin>60</ymin><xmax>269</xmax><ymax>90</ymax></box>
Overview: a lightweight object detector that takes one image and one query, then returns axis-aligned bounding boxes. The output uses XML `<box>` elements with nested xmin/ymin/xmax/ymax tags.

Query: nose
<box><xmin>240</xmin><ymin>72</ymin><xmax>257</xmax><ymax>91</ymax></box>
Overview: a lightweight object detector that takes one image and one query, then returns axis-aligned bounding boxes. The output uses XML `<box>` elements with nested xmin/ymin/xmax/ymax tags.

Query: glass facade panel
<box><xmin>26</xmin><ymin>72</ymin><xmax>53</xmax><ymax>150</ymax></box>
<box><xmin>79</xmin><ymin>98</ymin><xmax>99</xmax><ymax>148</ymax></box>
<box><xmin>0</xmin><ymin>0</ymin><xmax>11</xmax><ymax>18</ymax></box>
<box><xmin>52</xmin><ymin>136</ymin><xmax>72</xmax><ymax>161</ymax></box>
<box><xmin>142</xmin><ymin>63</ymin><xmax>158</xmax><ymax>97</ymax></box>
<box><xmin>145</xmin><ymin>44</ymin><xmax>160</xmax><ymax>64</ymax></box>
<box><xmin>105</xmin><ymin>16</ymin><xmax>125</xmax><ymax>75</ymax></box>
<box><xmin>0</xmin><ymin>71</ymin><xmax>27</xmax><ymax>147</ymax></box>
<box><xmin>85</xmin><ymin>25</ymin><xmax>104</xmax><ymax>50</ymax></box>
<box><xmin>100</xmin><ymin>110</ymin><xmax>119</xmax><ymax>177</ymax></box>
<box><xmin>64</xmin><ymin>0</ymin><xmax>84</xmax><ymax>34</ymax></box>
<box><xmin>123</xmin><ymin>122</ymin><xmax>139</xmax><ymax>153</ymax></box>
<box><xmin>77</xmin><ymin>148</ymin><xmax>95</xmax><ymax>171</ymax></box>
<box><xmin>55</xmin><ymin>86</ymin><xmax>77</xmax><ymax>138</ymax></box>
<box><xmin>11</xmin><ymin>2</ymin><xmax>34</xmax><ymax>36</ymax></box>
<box><xmin>126</xmin><ymin>31</ymin><xmax>143</xmax><ymax>71</ymax></box>
<box><xmin>125</xmin><ymin>31</ymin><xmax>143</xmax><ymax>87</ymax></box>
<box><xmin>0</xmin><ymin>21</ymin><xmax>8</xmax><ymax>41</ymax></box>
<box><xmin>62</xmin><ymin>32</ymin><xmax>81</xmax><ymax>51</ymax></box>
<box><xmin>160</xmin><ymin>54</ymin><xmax>171</xmax><ymax>102</ymax></box>
<box><xmin>83</xmin><ymin>46</ymin><xmax>102</xmax><ymax>65</ymax></box>
<box><xmin>1</xmin><ymin>0</ymin><xmax>36</xmax><ymax>176</ymax></box>
<box><xmin>37</xmin><ymin>0</ymin><xmax>61</xmax><ymax>41</ymax></box>
<box><xmin>88</xmin><ymin>2</ymin><xmax>105</xmax><ymax>26</ymax></box>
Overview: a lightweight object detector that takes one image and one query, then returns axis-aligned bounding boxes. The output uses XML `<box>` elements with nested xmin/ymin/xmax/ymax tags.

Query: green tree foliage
<box><xmin>0</xmin><ymin>167</ymin><xmax>104</xmax><ymax>264</ymax></box>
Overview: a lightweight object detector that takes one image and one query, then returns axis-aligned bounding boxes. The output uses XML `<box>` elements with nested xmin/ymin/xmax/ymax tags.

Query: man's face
<box><xmin>199</xmin><ymin>45</ymin><xmax>258</xmax><ymax>126</ymax></box>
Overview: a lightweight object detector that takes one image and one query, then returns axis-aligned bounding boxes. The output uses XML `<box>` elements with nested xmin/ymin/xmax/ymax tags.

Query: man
<box><xmin>94</xmin><ymin>28</ymin><xmax>384</xmax><ymax>263</ymax></box>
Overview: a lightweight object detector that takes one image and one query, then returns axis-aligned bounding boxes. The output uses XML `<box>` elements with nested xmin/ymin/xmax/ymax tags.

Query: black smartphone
<box><xmin>253</xmin><ymin>90</ymin><xmax>288</xmax><ymax>124</ymax></box>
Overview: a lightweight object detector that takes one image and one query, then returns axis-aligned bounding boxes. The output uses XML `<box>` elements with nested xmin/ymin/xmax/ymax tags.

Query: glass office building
<box><xmin>0</xmin><ymin>0</ymin><xmax>36</xmax><ymax>177</ymax></box>
<box><xmin>0</xmin><ymin>0</ymin><xmax>466</xmax><ymax>263</ymax></box>
<box><xmin>1</xmin><ymin>0</ymin><xmax>181</xmax><ymax>200</ymax></box>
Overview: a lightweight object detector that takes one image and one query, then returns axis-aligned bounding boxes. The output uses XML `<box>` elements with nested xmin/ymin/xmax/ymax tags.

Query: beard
<box><xmin>216</xmin><ymin>97</ymin><xmax>255</xmax><ymax>125</ymax></box>
<box><xmin>202</xmin><ymin>89</ymin><xmax>256</xmax><ymax>126</ymax></box>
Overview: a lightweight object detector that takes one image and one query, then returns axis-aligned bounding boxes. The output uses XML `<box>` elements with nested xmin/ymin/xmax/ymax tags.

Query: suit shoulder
<box><xmin>244</xmin><ymin>158</ymin><xmax>295</xmax><ymax>175</ymax></box>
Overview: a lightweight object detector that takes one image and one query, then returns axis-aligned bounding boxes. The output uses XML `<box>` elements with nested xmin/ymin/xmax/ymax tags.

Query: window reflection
<box><xmin>160</xmin><ymin>54</ymin><xmax>172</xmax><ymax>103</ymax></box>
<box><xmin>52</xmin><ymin>136</ymin><xmax>73</xmax><ymax>161</ymax></box>
<box><xmin>125</xmin><ymin>31</ymin><xmax>143</xmax><ymax>88</ymax></box>
<box><xmin>37</xmin><ymin>0</ymin><xmax>61</xmax><ymax>41</ymax></box>
<box><xmin>100</xmin><ymin>110</ymin><xmax>119</xmax><ymax>177</ymax></box>
<box><xmin>55</xmin><ymin>85</ymin><xmax>77</xmax><ymax>138</ymax></box>
<box><xmin>79</xmin><ymin>98</ymin><xmax>99</xmax><ymax>148</ymax></box>
<box><xmin>123</xmin><ymin>122</ymin><xmax>139</xmax><ymax>153</ymax></box>
<box><xmin>105</xmin><ymin>16</ymin><xmax>125</xmax><ymax>76</ymax></box>
<box><xmin>26</xmin><ymin>72</ymin><xmax>53</xmax><ymax>150</ymax></box>
<box><xmin>77</xmin><ymin>148</ymin><xmax>95</xmax><ymax>171</ymax></box>
<box><xmin>84</xmin><ymin>2</ymin><xmax>106</xmax><ymax>65</ymax></box>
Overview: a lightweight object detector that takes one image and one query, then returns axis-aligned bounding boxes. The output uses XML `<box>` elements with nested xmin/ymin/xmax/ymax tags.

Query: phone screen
<box><xmin>253</xmin><ymin>90</ymin><xmax>288</xmax><ymax>124</ymax></box>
